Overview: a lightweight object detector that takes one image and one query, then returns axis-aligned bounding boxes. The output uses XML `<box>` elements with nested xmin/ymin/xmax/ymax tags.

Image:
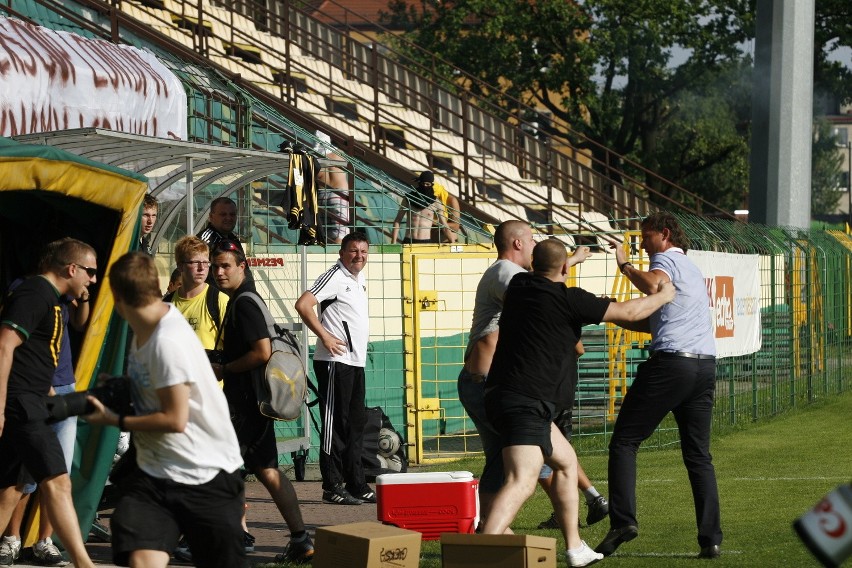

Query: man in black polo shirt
<box><xmin>0</xmin><ymin>238</ymin><xmax>98</xmax><ymax>568</ymax></box>
<box><xmin>481</xmin><ymin>238</ymin><xmax>675</xmax><ymax>567</ymax></box>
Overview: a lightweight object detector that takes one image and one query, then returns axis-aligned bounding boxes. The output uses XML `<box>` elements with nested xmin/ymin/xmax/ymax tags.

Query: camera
<box><xmin>794</xmin><ymin>483</ymin><xmax>852</xmax><ymax>567</ymax></box>
<box><xmin>206</xmin><ymin>350</ymin><xmax>226</xmax><ymax>365</ymax></box>
<box><xmin>46</xmin><ymin>375</ymin><xmax>134</xmax><ymax>423</ymax></box>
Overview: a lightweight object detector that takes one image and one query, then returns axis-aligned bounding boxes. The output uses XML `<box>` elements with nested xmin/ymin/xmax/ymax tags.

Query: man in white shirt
<box><xmin>85</xmin><ymin>252</ymin><xmax>246</xmax><ymax>568</ymax></box>
<box><xmin>295</xmin><ymin>232</ymin><xmax>374</xmax><ymax>505</ymax></box>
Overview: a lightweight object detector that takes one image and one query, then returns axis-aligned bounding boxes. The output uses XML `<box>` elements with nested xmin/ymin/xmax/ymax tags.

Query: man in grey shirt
<box><xmin>596</xmin><ymin>211</ymin><xmax>722</xmax><ymax>559</ymax></box>
<box><xmin>458</xmin><ymin>220</ymin><xmax>604</xmax><ymax>527</ymax></box>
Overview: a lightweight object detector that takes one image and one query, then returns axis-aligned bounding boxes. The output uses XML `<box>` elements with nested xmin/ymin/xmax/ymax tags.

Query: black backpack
<box><xmin>163</xmin><ymin>285</ymin><xmax>221</xmax><ymax>331</ymax></box>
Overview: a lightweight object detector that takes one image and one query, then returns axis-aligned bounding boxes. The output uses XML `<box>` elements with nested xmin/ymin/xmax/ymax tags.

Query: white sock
<box><xmin>2</xmin><ymin>535</ymin><xmax>20</xmax><ymax>544</ymax></box>
<box><xmin>567</xmin><ymin>541</ymin><xmax>589</xmax><ymax>553</ymax></box>
<box><xmin>583</xmin><ymin>486</ymin><xmax>601</xmax><ymax>503</ymax></box>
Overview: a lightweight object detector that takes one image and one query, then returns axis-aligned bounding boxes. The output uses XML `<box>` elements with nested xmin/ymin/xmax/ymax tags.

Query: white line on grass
<box><xmin>624</xmin><ymin>550</ymin><xmax>743</xmax><ymax>558</ymax></box>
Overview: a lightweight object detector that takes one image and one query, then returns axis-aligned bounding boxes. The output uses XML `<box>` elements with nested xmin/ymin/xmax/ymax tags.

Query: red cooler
<box><xmin>376</xmin><ymin>471</ymin><xmax>480</xmax><ymax>540</ymax></box>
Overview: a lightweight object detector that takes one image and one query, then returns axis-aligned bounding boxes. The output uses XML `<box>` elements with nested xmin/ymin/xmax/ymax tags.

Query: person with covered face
<box><xmin>390</xmin><ymin>171</ymin><xmax>457</xmax><ymax>244</ymax></box>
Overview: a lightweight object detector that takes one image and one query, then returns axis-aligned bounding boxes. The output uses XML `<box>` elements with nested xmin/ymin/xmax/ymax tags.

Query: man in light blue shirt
<box><xmin>596</xmin><ymin>212</ymin><xmax>722</xmax><ymax>560</ymax></box>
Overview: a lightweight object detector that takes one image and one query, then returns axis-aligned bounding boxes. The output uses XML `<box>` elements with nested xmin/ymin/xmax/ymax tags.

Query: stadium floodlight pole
<box><xmin>839</xmin><ymin>138</ymin><xmax>852</xmax><ymax>228</ymax></box>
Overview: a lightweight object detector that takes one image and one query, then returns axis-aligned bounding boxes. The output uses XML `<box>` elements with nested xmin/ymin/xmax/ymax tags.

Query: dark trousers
<box><xmin>608</xmin><ymin>353</ymin><xmax>723</xmax><ymax>547</ymax></box>
<box><xmin>314</xmin><ymin>360</ymin><xmax>367</xmax><ymax>492</ymax></box>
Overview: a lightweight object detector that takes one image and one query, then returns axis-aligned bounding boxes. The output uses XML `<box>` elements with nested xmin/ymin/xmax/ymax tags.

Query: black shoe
<box><xmin>89</xmin><ymin>519</ymin><xmax>111</xmax><ymax>543</ymax></box>
<box><xmin>274</xmin><ymin>535</ymin><xmax>315</xmax><ymax>565</ymax></box>
<box><xmin>243</xmin><ymin>531</ymin><xmax>256</xmax><ymax>553</ymax></box>
<box><xmin>322</xmin><ymin>484</ymin><xmax>363</xmax><ymax>505</ymax></box>
<box><xmin>351</xmin><ymin>486</ymin><xmax>377</xmax><ymax>504</ymax></box>
<box><xmin>594</xmin><ymin>525</ymin><xmax>638</xmax><ymax>556</ymax></box>
<box><xmin>699</xmin><ymin>545</ymin><xmax>721</xmax><ymax>559</ymax></box>
<box><xmin>585</xmin><ymin>495</ymin><xmax>609</xmax><ymax>526</ymax></box>
<box><xmin>173</xmin><ymin>536</ymin><xmax>192</xmax><ymax>562</ymax></box>
<box><xmin>537</xmin><ymin>512</ymin><xmax>560</xmax><ymax>529</ymax></box>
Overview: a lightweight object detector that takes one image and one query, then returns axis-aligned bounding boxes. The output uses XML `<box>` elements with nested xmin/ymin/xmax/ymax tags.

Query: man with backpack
<box><xmin>210</xmin><ymin>239</ymin><xmax>314</xmax><ymax>565</ymax></box>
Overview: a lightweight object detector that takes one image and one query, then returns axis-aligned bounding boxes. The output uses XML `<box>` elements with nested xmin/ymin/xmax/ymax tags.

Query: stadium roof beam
<box><xmin>13</xmin><ymin>127</ymin><xmax>342</xmax><ymax>244</ymax></box>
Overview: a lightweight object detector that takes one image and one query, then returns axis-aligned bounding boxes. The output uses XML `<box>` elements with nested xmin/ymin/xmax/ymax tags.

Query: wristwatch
<box><xmin>619</xmin><ymin>261</ymin><xmax>633</xmax><ymax>274</ymax></box>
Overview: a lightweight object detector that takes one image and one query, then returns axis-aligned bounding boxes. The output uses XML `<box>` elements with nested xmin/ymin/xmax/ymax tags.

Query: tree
<box><xmin>380</xmin><ymin>0</ymin><xmax>851</xmax><ymax>211</ymax></box>
<box><xmin>811</xmin><ymin>119</ymin><xmax>845</xmax><ymax>217</ymax></box>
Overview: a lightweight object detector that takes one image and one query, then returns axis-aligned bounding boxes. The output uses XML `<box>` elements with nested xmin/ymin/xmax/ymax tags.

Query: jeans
<box><xmin>457</xmin><ymin>369</ymin><xmax>504</xmax><ymax>493</ymax></box>
<box><xmin>51</xmin><ymin>383</ymin><xmax>78</xmax><ymax>473</ymax></box>
<box><xmin>607</xmin><ymin>353</ymin><xmax>722</xmax><ymax>547</ymax></box>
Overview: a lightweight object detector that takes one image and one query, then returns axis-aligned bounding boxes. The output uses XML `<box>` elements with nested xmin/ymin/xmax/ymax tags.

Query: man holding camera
<box><xmin>84</xmin><ymin>252</ymin><xmax>246</xmax><ymax>568</ymax></box>
<box><xmin>210</xmin><ymin>240</ymin><xmax>314</xmax><ymax>564</ymax></box>
<box><xmin>0</xmin><ymin>238</ymin><xmax>97</xmax><ymax>568</ymax></box>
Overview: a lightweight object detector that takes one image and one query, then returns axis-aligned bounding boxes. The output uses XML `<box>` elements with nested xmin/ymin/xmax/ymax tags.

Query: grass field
<box><xmin>408</xmin><ymin>391</ymin><xmax>852</xmax><ymax>567</ymax></box>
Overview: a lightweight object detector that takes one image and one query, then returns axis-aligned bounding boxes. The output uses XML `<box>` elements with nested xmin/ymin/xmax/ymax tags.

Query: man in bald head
<box><xmin>481</xmin><ymin>238</ymin><xmax>676</xmax><ymax>567</ymax></box>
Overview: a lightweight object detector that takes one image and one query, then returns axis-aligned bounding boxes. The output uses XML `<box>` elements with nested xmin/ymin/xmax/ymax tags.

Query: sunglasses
<box><xmin>215</xmin><ymin>240</ymin><xmax>242</xmax><ymax>253</ymax></box>
<box><xmin>72</xmin><ymin>264</ymin><xmax>98</xmax><ymax>277</ymax></box>
<box><xmin>214</xmin><ymin>240</ymin><xmax>246</xmax><ymax>261</ymax></box>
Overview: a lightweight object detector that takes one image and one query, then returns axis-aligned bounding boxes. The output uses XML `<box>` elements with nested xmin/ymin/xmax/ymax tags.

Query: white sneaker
<box><xmin>0</xmin><ymin>536</ymin><xmax>21</xmax><ymax>565</ymax></box>
<box><xmin>566</xmin><ymin>540</ymin><xmax>603</xmax><ymax>567</ymax></box>
<box><xmin>33</xmin><ymin>537</ymin><xmax>68</xmax><ymax>566</ymax></box>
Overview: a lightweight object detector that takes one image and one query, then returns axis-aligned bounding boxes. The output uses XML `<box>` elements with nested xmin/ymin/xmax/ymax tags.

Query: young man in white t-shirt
<box><xmin>84</xmin><ymin>252</ymin><xmax>246</xmax><ymax>568</ymax></box>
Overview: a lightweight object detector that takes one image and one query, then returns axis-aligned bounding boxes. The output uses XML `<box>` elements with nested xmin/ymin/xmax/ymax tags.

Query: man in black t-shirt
<box><xmin>209</xmin><ymin>242</ymin><xmax>314</xmax><ymax>565</ymax></box>
<box><xmin>0</xmin><ymin>238</ymin><xmax>98</xmax><ymax>568</ymax></box>
<box><xmin>481</xmin><ymin>238</ymin><xmax>676</xmax><ymax>568</ymax></box>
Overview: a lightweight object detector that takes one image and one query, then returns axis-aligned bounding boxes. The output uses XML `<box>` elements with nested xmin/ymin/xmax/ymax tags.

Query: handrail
<box><xmin>253</xmin><ymin>0</ymin><xmax>733</xmax><ymax>220</ymax></box>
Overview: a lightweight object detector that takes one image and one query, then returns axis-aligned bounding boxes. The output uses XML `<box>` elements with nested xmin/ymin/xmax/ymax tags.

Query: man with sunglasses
<box><xmin>210</xmin><ymin>240</ymin><xmax>314</xmax><ymax>564</ymax></box>
<box><xmin>0</xmin><ymin>238</ymin><xmax>98</xmax><ymax>568</ymax></box>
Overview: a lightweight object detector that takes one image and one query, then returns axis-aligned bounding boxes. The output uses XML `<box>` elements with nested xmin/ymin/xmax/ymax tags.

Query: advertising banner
<box><xmin>688</xmin><ymin>250</ymin><xmax>762</xmax><ymax>358</ymax></box>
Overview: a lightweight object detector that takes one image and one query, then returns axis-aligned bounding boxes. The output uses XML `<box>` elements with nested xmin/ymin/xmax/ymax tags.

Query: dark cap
<box><xmin>415</xmin><ymin>171</ymin><xmax>434</xmax><ymax>184</ymax></box>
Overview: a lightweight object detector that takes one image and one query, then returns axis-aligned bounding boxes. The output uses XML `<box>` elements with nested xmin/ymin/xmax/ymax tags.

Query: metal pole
<box><xmin>848</xmin><ymin>141</ymin><xmax>851</xmax><ymax>227</ymax></box>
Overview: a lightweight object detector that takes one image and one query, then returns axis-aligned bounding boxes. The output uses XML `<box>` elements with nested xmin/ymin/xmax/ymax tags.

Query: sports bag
<box><xmin>236</xmin><ymin>292</ymin><xmax>307</xmax><ymax>421</ymax></box>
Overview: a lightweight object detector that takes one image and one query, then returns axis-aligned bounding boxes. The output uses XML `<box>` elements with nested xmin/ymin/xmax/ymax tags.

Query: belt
<box><xmin>651</xmin><ymin>351</ymin><xmax>715</xmax><ymax>360</ymax></box>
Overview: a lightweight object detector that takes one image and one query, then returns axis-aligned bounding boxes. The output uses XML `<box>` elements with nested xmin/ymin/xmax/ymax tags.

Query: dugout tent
<box><xmin>0</xmin><ymin>135</ymin><xmax>149</xmax><ymax>544</ymax></box>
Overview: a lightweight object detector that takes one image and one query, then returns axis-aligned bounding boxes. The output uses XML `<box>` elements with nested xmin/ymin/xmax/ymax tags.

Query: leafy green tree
<box><xmin>811</xmin><ymin>119</ymin><xmax>845</xmax><ymax>217</ymax></box>
<box><xmin>380</xmin><ymin>0</ymin><xmax>850</xmax><ymax>211</ymax></box>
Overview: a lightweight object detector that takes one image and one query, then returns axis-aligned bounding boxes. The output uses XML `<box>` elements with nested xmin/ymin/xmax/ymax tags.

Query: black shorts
<box><xmin>485</xmin><ymin>388</ymin><xmax>557</xmax><ymax>457</ymax></box>
<box><xmin>111</xmin><ymin>468</ymin><xmax>246</xmax><ymax>568</ymax></box>
<box><xmin>0</xmin><ymin>395</ymin><xmax>66</xmax><ymax>488</ymax></box>
<box><xmin>230</xmin><ymin>402</ymin><xmax>279</xmax><ymax>471</ymax></box>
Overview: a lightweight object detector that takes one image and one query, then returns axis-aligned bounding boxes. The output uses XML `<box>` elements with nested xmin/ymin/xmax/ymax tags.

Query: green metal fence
<box><xmin>567</xmin><ymin>214</ymin><xmax>852</xmax><ymax>455</ymax></box>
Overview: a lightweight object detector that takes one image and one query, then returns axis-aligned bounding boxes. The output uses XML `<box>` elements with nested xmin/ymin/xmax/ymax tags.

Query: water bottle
<box><xmin>794</xmin><ymin>484</ymin><xmax>852</xmax><ymax>567</ymax></box>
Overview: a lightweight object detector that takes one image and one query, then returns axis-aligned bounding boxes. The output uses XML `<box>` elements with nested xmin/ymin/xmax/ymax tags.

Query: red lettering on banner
<box><xmin>714</xmin><ymin>276</ymin><xmax>735</xmax><ymax>338</ymax></box>
<box><xmin>247</xmin><ymin>257</ymin><xmax>286</xmax><ymax>267</ymax></box>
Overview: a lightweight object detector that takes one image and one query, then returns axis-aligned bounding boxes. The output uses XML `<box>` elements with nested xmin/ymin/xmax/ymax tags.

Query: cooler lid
<box><xmin>375</xmin><ymin>471</ymin><xmax>474</xmax><ymax>485</ymax></box>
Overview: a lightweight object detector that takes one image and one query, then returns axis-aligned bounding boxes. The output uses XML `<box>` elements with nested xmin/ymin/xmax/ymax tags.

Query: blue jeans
<box><xmin>51</xmin><ymin>383</ymin><xmax>78</xmax><ymax>473</ymax></box>
<box><xmin>457</xmin><ymin>369</ymin><xmax>504</xmax><ymax>493</ymax></box>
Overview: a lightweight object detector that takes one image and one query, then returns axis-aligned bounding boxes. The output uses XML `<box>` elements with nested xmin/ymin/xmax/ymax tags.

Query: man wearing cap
<box><xmin>314</xmin><ymin>131</ymin><xmax>351</xmax><ymax>245</ymax></box>
<box><xmin>391</xmin><ymin>171</ymin><xmax>457</xmax><ymax>244</ymax></box>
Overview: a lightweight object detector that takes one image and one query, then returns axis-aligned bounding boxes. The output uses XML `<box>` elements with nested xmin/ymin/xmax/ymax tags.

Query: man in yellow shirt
<box><xmin>168</xmin><ymin>236</ymin><xmax>229</xmax><ymax>351</ymax></box>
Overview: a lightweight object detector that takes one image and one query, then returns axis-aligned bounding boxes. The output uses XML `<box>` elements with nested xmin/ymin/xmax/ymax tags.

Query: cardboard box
<box><xmin>440</xmin><ymin>533</ymin><xmax>557</xmax><ymax>568</ymax></box>
<box><xmin>313</xmin><ymin>521</ymin><xmax>422</xmax><ymax>568</ymax></box>
<box><xmin>376</xmin><ymin>471</ymin><xmax>479</xmax><ymax>540</ymax></box>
